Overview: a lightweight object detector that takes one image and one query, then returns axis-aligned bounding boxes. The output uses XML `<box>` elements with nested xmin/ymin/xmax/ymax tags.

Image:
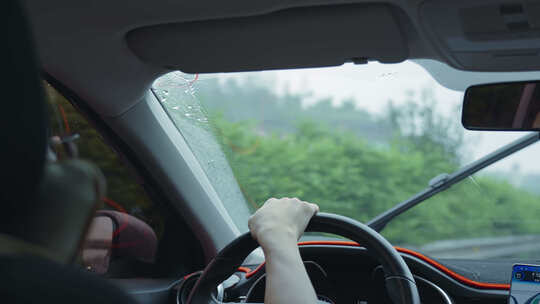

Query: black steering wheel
<box><xmin>187</xmin><ymin>212</ymin><xmax>421</xmax><ymax>304</ymax></box>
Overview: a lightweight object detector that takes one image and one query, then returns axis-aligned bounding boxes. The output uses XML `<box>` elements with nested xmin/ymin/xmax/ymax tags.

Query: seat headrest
<box><xmin>0</xmin><ymin>0</ymin><xmax>106</xmax><ymax>264</ymax></box>
<box><xmin>0</xmin><ymin>0</ymin><xmax>48</xmax><ymax>234</ymax></box>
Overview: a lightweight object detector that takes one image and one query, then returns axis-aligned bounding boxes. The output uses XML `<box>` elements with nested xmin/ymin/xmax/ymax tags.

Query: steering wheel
<box><xmin>187</xmin><ymin>212</ymin><xmax>420</xmax><ymax>304</ymax></box>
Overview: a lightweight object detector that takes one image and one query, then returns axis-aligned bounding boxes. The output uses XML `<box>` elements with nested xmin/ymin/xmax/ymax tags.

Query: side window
<box><xmin>44</xmin><ymin>81</ymin><xmax>165</xmax><ymax>276</ymax></box>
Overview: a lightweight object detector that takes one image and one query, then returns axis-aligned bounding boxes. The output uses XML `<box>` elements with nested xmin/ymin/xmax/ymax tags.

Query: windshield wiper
<box><xmin>367</xmin><ymin>132</ymin><xmax>540</xmax><ymax>232</ymax></box>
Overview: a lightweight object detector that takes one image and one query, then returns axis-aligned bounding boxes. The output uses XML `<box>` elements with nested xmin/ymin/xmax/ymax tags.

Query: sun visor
<box><xmin>421</xmin><ymin>0</ymin><xmax>540</xmax><ymax>71</ymax></box>
<box><xmin>126</xmin><ymin>4</ymin><xmax>408</xmax><ymax>73</ymax></box>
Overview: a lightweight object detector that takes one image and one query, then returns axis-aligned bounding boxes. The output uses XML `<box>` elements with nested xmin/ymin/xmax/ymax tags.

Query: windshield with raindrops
<box><xmin>152</xmin><ymin>62</ymin><xmax>540</xmax><ymax>260</ymax></box>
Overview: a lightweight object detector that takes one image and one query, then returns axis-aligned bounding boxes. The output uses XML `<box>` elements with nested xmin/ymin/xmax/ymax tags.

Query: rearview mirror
<box><xmin>462</xmin><ymin>81</ymin><xmax>540</xmax><ymax>131</ymax></box>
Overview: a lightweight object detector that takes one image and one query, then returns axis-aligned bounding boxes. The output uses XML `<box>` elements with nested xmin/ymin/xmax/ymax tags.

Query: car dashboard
<box><xmin>236</xmin><ymin>258</ymin><xmax>452</xmax><ymax>304</ymax></box>
<box><xmin>224</xmin><ymin>245</ymin><xmax>455</xmax><ymax>304</ymax></box>
<box><xmin>115</xmin><ymin>243</ymin><xmax>518</xmax><ymax>304</ymax></box>
<box><xmin>161</xmin><ymin>243</ymin><xmax>513</xmax><ymax>304</ymax></box>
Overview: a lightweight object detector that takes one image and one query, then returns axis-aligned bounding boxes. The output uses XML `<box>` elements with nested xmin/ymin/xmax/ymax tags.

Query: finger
<box><xmin>300</xmin><ymin>201</ymin><xmax>319</xmax><ymax>214</ymax></box>
<box><xmin>310</xmin><ymin>203</ymin><xmax>320</xmax><ymax>213</ymax></box>
<box><xmin>261</xmin><ymin>198</ymin><xmax>277</xmax><ymax>210</ymax></box>
<box><xmin>264</xmin><ymin>197</ymin><xmax>277</xmax><ymax>205</ymax></box>
<box><xmin>247</xmin><ymin>216</ymin><xmax>258</xmax><ymax>240</ymax></box>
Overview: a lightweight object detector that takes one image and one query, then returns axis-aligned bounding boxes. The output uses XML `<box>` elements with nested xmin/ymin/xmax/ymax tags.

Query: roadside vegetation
<box><xmin>196</xmin><ymin>76</ymin><xmax>540</xmax><ymax>246</ymax></box>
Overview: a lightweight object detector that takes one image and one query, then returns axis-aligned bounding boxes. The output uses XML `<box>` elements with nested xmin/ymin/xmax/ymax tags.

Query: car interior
<box><xmin>5</xmin><ymin>0</ymin><xmax>540</xmax><ymax>303</ymax></box>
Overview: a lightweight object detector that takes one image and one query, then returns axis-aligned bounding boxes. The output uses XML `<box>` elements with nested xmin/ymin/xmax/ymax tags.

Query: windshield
<box><xmin>153</xmin><ymin>60</ymin><xmax>540</xmax><ymax>259</ymax></box>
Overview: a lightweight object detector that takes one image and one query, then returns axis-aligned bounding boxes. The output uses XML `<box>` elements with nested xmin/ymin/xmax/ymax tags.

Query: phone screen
<box><xmin>509</xmin><ymin>264</ymin><xmax>540</xmax><ymax>304</ymax></box>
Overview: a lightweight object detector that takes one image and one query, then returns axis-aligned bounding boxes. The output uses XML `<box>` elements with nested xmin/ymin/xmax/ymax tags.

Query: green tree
<box><xmin>201</xmin><ymin>79</ymin><xmax>540</xmax><ymax>246</ymax></box>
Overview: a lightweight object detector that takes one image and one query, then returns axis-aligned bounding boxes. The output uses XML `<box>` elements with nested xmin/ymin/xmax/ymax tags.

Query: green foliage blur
<box><xmin>195</xmin><ymin>77</ymin><xmax>540</xmax><ymax>246</ymax></box>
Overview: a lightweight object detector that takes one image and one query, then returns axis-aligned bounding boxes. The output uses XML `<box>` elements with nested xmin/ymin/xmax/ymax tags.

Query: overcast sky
<box><xmin>213</xmin><ymin>60</ymin><xmax>540</xmax><ymax>176</ymax></box>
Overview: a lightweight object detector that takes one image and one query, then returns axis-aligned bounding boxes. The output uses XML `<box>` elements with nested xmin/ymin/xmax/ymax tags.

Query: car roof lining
<box><xmin>22</xmin><ymin>0</ymin><xmax>540</xmax><ymax>116</ymax></box>
<box><xmin>22</xmin><ymin>0</ymin><xmax>431</xmax><ymax>117</ymax></box>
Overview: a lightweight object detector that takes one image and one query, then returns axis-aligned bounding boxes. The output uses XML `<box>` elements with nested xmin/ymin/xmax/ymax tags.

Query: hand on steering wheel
<box><xmin>248</xmin><ymin>197</ymin><xmax>318</xmax><ymax>252</ymax></box>
<box><xmin>248</xmin><ymin>198</ymin><xmax>320</xmax><ymax>304</ymax></box>
<box><xmin>187</xmin><ymin>198</ymin><xmax>420</xmax><ymax>304</ymax></box>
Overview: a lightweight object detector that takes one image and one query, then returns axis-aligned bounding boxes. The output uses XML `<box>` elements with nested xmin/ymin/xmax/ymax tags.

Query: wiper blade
<box><xmin>367</xmin><ymin>132</ymin><xmax>540</xmax><ymax>232</ymax></box>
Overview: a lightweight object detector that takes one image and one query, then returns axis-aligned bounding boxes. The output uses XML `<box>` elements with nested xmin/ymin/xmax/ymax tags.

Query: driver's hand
<box><xmin>248</xmin><ymin>197</ymin><xmax>319</xmax><ymax>251</ymax></box>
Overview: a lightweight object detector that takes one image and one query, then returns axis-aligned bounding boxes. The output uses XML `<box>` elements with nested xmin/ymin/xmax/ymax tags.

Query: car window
<box><xmin>44</xmin><ymin>81</ymin><xmax>164</xmax><ymax>275</ymax></box>
<box><xmin>155</xmin><ymin>61</ymin><xmax>540</xmax><ymax>260</ymax></box>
